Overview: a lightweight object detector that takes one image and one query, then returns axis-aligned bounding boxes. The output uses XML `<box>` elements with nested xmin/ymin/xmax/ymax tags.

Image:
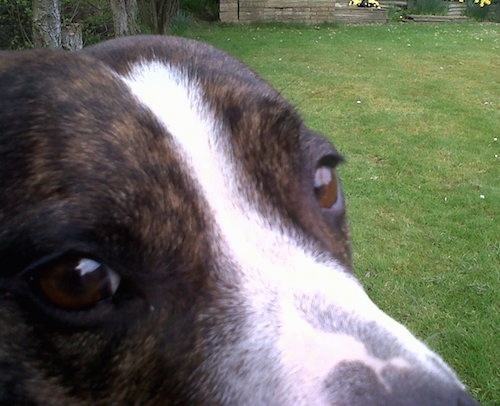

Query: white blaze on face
<box><xmin>120</xmin><ymin>61</ymin><xmax>463</xmax><ymax>403</ymax></box>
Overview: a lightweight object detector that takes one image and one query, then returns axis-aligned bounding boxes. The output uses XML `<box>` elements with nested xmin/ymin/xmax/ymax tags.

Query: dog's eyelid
<box><xmin>19</xmin><ymin>251</ymin><xmax>100</xmax><ymax>277</ymax></box>
<box><xmin>20</xmin><ymin>252</ymin><xmax>69</xmax><ymax>277</ymax></box>
<box><xmin>316</xmin><ymin>153</ymin><xmax>344</xmax><ymax>169</ymax></box>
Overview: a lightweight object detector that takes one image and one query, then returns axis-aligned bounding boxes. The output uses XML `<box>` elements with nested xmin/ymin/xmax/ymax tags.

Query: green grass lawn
<box><xmin>178</xmin><ymin>22</ymin><xmax>499</xmax><ymax>404</ymax></box>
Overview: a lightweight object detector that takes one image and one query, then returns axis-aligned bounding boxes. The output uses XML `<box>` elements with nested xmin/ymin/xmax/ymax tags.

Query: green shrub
<box><xmin>168</xmin><ymin>11</ymin><xmax>197</xmax><ymax>35</ymax></box>
<box><xmin>0</xmin><ymin>0</ymin><xmax>32</xmax><ymax>49</ymax></box>
<box><xmin>181</xmin><ymin>0</ymin><xmax>219</xmax><ymax>21</ymax></box>
<box><xmin>61</xmin><ymin>0</ymin><xmax>114</xmax><ymax>45</ymax></box>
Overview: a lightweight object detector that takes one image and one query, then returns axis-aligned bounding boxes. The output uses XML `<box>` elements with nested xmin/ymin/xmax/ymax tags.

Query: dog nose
<box><xmin>457</xmin><ymin>391</ymin><xmax>482</xmax><ymax>406</ymax></box>
<box><xmin>391</xmin><ymin>390</ymin><xmax>481</xmax><ymax>406</ymax></box>
<box><xmin>323</xmin><ymin>361</ymin><xmax>480</xmax><ymax>406</ymax></box>
<box><xmin>461</xmin><ymin>395</ymin><xmax>482</xmax><ymax>406</ymax></box>
<box><xmin>387</xmin><ymin>390</ymin><xmax>480</xmax><ymax>406</ymax></box>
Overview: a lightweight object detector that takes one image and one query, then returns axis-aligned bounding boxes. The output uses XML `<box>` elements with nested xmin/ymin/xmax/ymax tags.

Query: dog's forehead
<box><xmin>87</xmin><ymin>36</ymin><xmax>352</xmax><ymax>266</ymax></box>
<box><xmin>0</xmin><ymin>37</ymin><xmax>349</xmax><ymax>272</ymax></box>
<box><xmin>86</xmin><ymin>36</ymin><xmax>311</xmax><ymax>169</ymax></box>
<box><xmin>85</xmin><ymin>36</ymin><xmax>273</xmax><ymax>94</ymax></box>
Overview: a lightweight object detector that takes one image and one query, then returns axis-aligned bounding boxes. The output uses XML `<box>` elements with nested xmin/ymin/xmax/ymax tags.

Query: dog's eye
<box><xmin>29</xmin><ymin>256</ymin><xmax>120</xmax><ymax>311</ymax></box>
<box><xmin>314</xmin><ymin>165</ymin><xmax>339</xmax><ymax>209</ymax></box>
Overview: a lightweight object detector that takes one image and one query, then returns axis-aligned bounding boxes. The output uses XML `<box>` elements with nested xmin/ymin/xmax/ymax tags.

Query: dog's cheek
<box><xmin>0</xmin><ymin>300</ymin><xmax>115</xmax><ymax>404</ymax></box>
<box><xmin>335</xmin><ymin>214</ymin><xmax>352</xmax><ymax>268</ymax></box>
<box><xmin>0</xmin><ymin>301</ymin><xmax>82</xmax><ymax>404</ymax></box>
<box><xmin>0</xmin><ymin>301</ymin><xmax>46</xmax><ymax>404</ymax></box>
<box><xmin>82</xmin><ymin>311</ymin><xmax>203</xmax><ymax>404</ymax></box>
<box><xmin>0</xmin><ymin>299</ymin><xmax>202</xmax><ymax>405</ymax></box>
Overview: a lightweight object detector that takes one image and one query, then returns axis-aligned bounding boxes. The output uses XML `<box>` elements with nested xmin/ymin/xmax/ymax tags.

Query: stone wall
<box><xmin>220</xmin><ymin>0</ymin><xmax>336</xmax><ymax>24</ymax></box>
<box><xmin>219</xmin><ymin>0</ymin><xmax>239</xmax><ymax>22</ymax></box>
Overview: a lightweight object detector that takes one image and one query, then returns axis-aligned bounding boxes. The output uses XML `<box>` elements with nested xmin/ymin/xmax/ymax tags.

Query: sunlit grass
<box><xmin>179</xmin><ymin>22</ymin><xmax>500</xmax><ymax>404</ymax></box>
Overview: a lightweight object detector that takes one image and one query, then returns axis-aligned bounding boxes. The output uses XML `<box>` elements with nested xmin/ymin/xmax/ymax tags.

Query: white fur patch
<box><xmin>120</xmin><ymin>61</ymin><xmax>463</xmax><ymax>403</ymax></box>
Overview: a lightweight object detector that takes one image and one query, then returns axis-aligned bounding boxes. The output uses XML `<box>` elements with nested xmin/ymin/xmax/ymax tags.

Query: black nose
<box><xmin>457</xmin><ymin>390</ymin><xmax>481</xmax><ymax>406</ymax></box>
<box><xmin>323</xmin><ymin>361</ymin><xmax>480</xmax><ymax>405</ymax></box>
<box><xmin>393</xmin><ymin>389</ymin><xmax>481</xmax><ymax>406</ymax></box>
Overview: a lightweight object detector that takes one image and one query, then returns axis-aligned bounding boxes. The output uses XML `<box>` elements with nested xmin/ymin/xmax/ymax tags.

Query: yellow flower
<box><xmin>348</xmin><ymin>0</ymin><xmax>381</xmax><ymax>8</ymax></box>
<box><xmin>473</xmin><ymin>0</ymin><xmax>491</xmax><ymax>6</ymax></box>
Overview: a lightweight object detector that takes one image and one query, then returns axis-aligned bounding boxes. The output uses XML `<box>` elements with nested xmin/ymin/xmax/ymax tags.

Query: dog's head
<box><xmin>0</xmin><ymin>36</ymin><xmax>478</xmax><ymax>405</ymax></box>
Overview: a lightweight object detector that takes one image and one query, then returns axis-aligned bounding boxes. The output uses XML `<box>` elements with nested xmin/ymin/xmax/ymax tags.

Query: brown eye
<box><xmin>314</xmin><ymin>166</ymin><xmax>339</xmax><ymax>209</ymax></box>
<box><xmin>34</xmin><ymin>257</ymin><xmax>120</xmax><ymax>310</ymax></box>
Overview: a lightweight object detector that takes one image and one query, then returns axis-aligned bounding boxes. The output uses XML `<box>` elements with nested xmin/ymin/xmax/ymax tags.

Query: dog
<box><xmin>0</xmin><ymin>36</ymin><xmax>479</xmax><ymax>405</ymax></box>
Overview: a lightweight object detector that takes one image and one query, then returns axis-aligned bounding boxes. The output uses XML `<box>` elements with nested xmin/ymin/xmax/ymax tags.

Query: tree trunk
<box><xmin>141</xmin><ymin>0</ymin><xmax>180</xmax><ymax>34</ymax></box>
<box><xmin>32</xmin><ymin>0</ymin><xmax>61</xmax><ymax>48</ymax></box>
<box><xmin>62</xmin><ymin>23</ymin><xmax>83</xmax><ymax>51</ymax></box>
<box><xmin>110</xmin><ymin>0</ymin><xmax>139</xmax><ymax>37</ymax></box>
